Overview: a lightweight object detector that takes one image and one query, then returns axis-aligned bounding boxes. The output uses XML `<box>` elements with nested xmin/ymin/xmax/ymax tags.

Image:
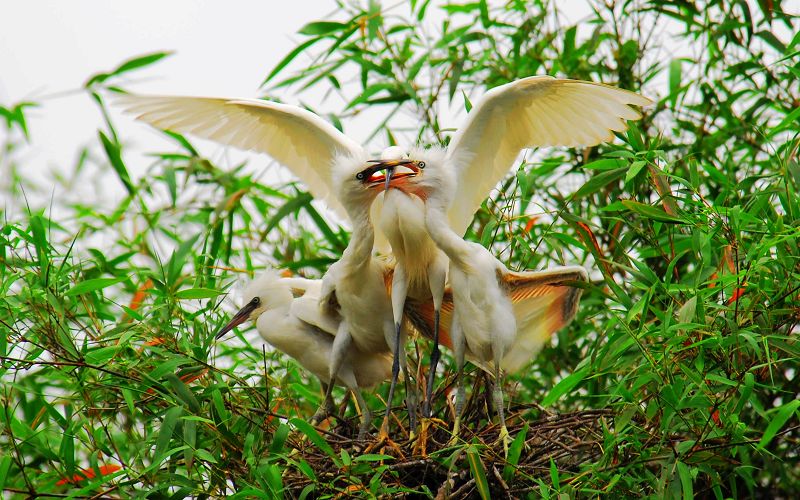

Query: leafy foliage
<box><xmin>1</xmin><ymin>0</ymin><xmax>798</xmax><ymax>498</ymax></box>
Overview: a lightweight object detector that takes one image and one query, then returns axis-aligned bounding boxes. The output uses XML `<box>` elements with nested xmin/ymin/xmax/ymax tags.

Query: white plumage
<box><xmin>215</xmin><ymin>270</ymin><xmax>392</xmax><ymax>439</ymax></box>
<box><xmin>374</xmin><ymin>149</ymin><xmax>589</xmax><ymax>454</ymax></box>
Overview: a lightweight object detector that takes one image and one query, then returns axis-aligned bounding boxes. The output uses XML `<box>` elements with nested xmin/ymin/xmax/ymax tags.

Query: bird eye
<box><xmin>418</xmin><ymin>161</ymin><xmax>426</xmax><ymax>169</ymax></box>
<box><xmin>356</xmin><ymin>172</ymin><xmax>365</xmax><ymax>180</ymax></box>
<box><xmin>251</xmin><ymin>297</ymin><xmax>261</xmax><ymax>305</ymax></box>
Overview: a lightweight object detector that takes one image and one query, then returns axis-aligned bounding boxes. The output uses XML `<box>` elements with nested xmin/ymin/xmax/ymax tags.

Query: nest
<box><xmin>279</xmin><ymin>401</ymin><xmax>613</xmax><ymax>498</ymax></box>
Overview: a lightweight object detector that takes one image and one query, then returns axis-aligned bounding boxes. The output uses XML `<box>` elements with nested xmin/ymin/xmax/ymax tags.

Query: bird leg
<box><xmin>448</xmin><ymin>316</ymin><xmax>466</xmax><ymax>447</ymax></box>
<box><xmin>384</xmin><ymin>268</ymin><xmax>418</xmax><ymax>437</ymax></box>
<box><xmin>382</xmin><ymin>320</ymin><xmax>403</xmax><ymax>435</ymax></box>
<box><xmin>351</xmin><ymin>389</ymin><xmax>371</xmax><ymax>441</ymax></box>
<box><xmin>403</xmin><ymin>344</ymin><xmax>418</xmax><ymax>436</ymax></box>
<box><xmin>492</xmin><ymin>362</ymin><xmax>512</xmax><ymax>456</ymax></box>
<box><xmin>423</xmin><ymin>308</ymin><xmax>441</xmax><ymax>418</ymax></box>
<box><xmin>424</xmin><ymin>260</ymin><xmax>447</xmax><ymax>418</ymax></box>
<box><xmin>311</xmin><ymin>379</ymin><xmax>337</xmax><ymax>425</ymax></box>
<box><xmin>318</xmin><ymin>323</ymin><xmax>351</xmax><ymax>424</ymax></box>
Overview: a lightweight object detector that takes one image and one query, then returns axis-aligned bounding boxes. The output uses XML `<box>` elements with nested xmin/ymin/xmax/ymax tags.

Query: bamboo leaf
<box><xmin>466</xmin><ymin>445</ymin><xmax>491</xmax><ymax>500</ymax></box>
<box><xmin>758</xmin><ymin>399</ymin><xmax>800</xmax><ymax>449</ymax></box>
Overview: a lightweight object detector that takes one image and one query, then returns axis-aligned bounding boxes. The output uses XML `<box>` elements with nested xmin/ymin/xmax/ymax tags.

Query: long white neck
<box><xmin>424</xmin><ymin>194</ymin><xmax>469</xmax><ymax>268</ymax></box>
<box><xmin>341</xmin><ymin>203</ymin><xmax>374</xmax><ymax>265</ymax></box>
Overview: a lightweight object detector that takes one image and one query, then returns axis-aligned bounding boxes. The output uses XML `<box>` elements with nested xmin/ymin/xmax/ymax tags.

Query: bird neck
<box><xmin>424</xmin><ymin>197</ymin><xmax>468</xmax><ymax>267</ymax></box>
<box><xmin>342</xmin><ymin>206</ymin><xmax>375</xmax><ymax>264</ymax></box>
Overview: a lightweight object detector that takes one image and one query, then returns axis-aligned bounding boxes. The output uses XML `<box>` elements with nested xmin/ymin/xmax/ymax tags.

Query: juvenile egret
<box><xmin>374</xmin><ymin>77</ymin><xmax>649</xmax><ymax>417</ymax></box>
<box><xmin>316</xmin><ymin>153</ymin><xmax>420</xmax><ymax>436</ymax></box>
<box><xmin>215</xmin><ymin>270</ymin><xmax>392</xmax><ymax>439</ymax></box>
<box><xmin>375</xmin><ymin>152</ymin><xmax>589</xmax><ymax>453</ymax></box>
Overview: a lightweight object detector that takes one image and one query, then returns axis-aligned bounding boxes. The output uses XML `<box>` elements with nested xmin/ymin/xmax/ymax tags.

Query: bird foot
<box><xmin>496</xmin><ymin>426</ymin><xmax>512</xmax><ymax>457</ymax></box>
<box><xmin>448</xmin><ymin>417</ymin><xmax>463</xmax><ymax>448</ymax></box>
<box><xmin>363</xmin><ymin>425</ymin><xmax>404</xmax><ymax>458</ymax></box>
<box><xmin>412</xmin><ymin>417</ymin><xmax>448</xmax><ymax>456</ymax></box>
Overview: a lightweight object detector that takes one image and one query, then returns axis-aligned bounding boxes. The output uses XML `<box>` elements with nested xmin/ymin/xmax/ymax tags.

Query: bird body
<box><xmin>377</xmin><ymin>147</ymin><xmax>591</xmax><ymax>452</ymax></box>
<box><xmin>444</xmin><ymin>244</ymin><xmax>517</xmax><ymax>364</ymax></box>
<box><xmin>215</xmin><ymin>271</ymin><xmax>392</xmax><ymax>439</ymax></box>
<box><xmin>379</xmin><ymin>189</ymin><xmax>443</xmax><ymax>300</ymax></box>
<box><xmin>316</xmin><ymin>152</ymin><xmax>418</xmax><ymax>434</ymax></box>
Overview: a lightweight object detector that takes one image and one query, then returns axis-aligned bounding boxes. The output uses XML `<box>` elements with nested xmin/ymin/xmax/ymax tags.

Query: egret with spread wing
<box><xmin>215</xmin><ymin>271</ymin><xmax>392</xmax><ymax>439</ymax></box>
<box><xmin>376</xmin><ymin>77</ymin><xmax>650</xmax><ymax>416</ymax></box>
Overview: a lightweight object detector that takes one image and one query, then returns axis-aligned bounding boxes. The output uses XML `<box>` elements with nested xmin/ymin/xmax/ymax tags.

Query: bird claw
<box><xmin>496</xmin><ymin>426</ymin><xmax>512</xmax><ymax>457</ymax></box>
<box><xmin>448</xmin><ymin>416</ymin><xmax>463</xmax><ymax>448</ymax></box>
<box><xmin>363</xmin><ymin>426</ymin><xmax>404</xmax><ymax>458</ymax></box>
<box><xmin>412</xmin><ymin>417</ymin><xmax>448</xmax><ymax>456</ymax></box>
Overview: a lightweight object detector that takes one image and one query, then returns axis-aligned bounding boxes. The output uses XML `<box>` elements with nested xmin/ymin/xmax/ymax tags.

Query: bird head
<box><xmin>368</xmin><ymin>147</ymin><xmax>452</xmax><ymax>205</ymax></box>
<box><xmin>215</xmin><ymin>271</ymin><xmax>293</xmax><ymax>340</ymax></box>
<box><xmin>332</xmin><ymin>150</ymin><xmax>403</xmax><ymax>212</ymax></box>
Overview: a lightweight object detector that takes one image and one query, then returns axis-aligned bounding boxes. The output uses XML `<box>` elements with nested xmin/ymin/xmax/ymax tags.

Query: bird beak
<box><xmin>384</xmin><ymin>165</ymin><xmax>394</xmax><ymax>191</ymax></box>
<box><xmin>365</xmin><ymin>159</ymin><xmax>421</xmax><ymax>191</ymax></box>
<box><xmin>216</xmin><ymin>300</ymin><xmax>258</xmax><ymax>340</ymax></box>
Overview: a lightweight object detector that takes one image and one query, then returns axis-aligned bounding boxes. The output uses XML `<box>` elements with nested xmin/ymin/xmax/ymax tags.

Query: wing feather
<box><xmin>446</xmin><ymin>77</ymin><xmax>651</xmax><ymax>235</ymax></box>
<box><xmin>291</xmin><ymin>295</ymin><xmax>340</xmax><ymax>337</ymax></box>
<box><xmin>500</xmin><ymin>266</ymin><xmax>588</xmax><ymax>372</ymax></box>
<box><xmin>116</xmin><ymin>94</ymin><xmax>364</xmax><ymax>222</ymax></box>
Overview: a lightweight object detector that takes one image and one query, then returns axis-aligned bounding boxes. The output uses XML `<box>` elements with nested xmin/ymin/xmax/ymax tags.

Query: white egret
<box><xmin>117</xmin><ymin>75</ymin><xmax>650</xmax><ymax>426</ymax></box>
<box><xmin>374</xmin><ymin>153</ymin><xmax>589</xmax><ymax>453</ymax></box>
<box><xmin>374</xmin><ymin>77</ymin><xmax>650</xmax><ymax>416</ymax></box>
<box><xmin>315</xmin><ymin>153</ymin><xmax>419</xmax><ymax>436</ymax></box>
<box><xmin>215</xmin><ymin>270</ymin><xmax>392</xmax><ymax>439</ymax></box>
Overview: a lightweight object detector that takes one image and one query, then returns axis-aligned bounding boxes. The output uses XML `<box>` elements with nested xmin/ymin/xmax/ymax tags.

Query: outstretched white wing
<box><xmin>445</xmin><ymin>77</ymin><xmax>652</xmax><ymax>235</ymax></box>
<box><xmin>116</xmin><ymin>94</ymin><xmax>364</xmax><ymax>222</ymax></box>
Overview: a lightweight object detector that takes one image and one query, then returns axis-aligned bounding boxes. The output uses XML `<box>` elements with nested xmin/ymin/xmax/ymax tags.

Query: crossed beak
<box><xmin>363</xmin><ymin>159</ymin><xmax>422</xmax><ymax>191</ymax></box>
<box><xmin>215</xmin><ymin>300</ymin><xmax>259</xmax><ymax>340</ymax></box>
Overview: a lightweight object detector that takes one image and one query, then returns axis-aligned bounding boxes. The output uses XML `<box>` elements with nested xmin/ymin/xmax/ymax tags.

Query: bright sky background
<box><xmin>1</xmin><ymin>0</ymin><xmax>337</xmax><ymax>201</ymax></box>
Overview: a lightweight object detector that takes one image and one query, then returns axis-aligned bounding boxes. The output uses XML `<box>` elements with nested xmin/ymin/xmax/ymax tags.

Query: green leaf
<box><xmin>299</xmin><ymin>21</ymin><xmax>348</xmax><ymax>36</ymax></box>
<box><xmin>264</xmin><ymin>192</ymin><xmax>313</xmax><ymax>233</ymax></box>
<box><xmin>353</xmin><ymin>454</ymin><xmax>393</xmax><ymax>462</ymax></box>
<box><xmin>503</xmin><ymin>423</ymin><xmax>528</xmax><ymax>482</ymax></box>
<box><xmin>84</xmin><ymin>346</ymin><xmax>120</xmax><ymax>365</ymax></box>
<box><xmin>65</xmin><ymin>277</ymin><xmax>126</xmax><ymax>297</ymax></box>
<box><xmin>625</xmin><ymin>160</ymin><xmax>648</xmax><ymax>184</ymax></box>
<box><xmin>582</xmin><ymin>158</ymin><xmax>627</xmax><ymax>171</ymax></box>
<box><xmin>466</xmin><ymin>445</ymin><xmax>490</xmax><ymax>500</ymax></box>
<box><xmin>262</xmin><ymin>37</ymin><xmax>322</xmax><ymax>86</ymax></box>
<box><xmin>164</xmin><ymin>373</ymin><xmax>202</xmax><ymax>413</ymax></box>
<box><xmin>549</xmin><ymin>457</ymin><xmax>560</xmax><ymax>489</ymax></box>
<box><xmin>290</xmin><ymin>418</ymin><xmax>337</xmax><ymax>460</ymax></box>
<box><xmin>542</xmin><ymin>368</ymin><xmax>588</xmax><ymax>407</ymax></box>
<box><xmin>621</xmin><ymin>200</ymin><xmax>684</xmax><ymax>223</ymax></box>
<box><xmin>461</xmin><ymin>89</ymin><xmax>473</xmax><ymax>113</ymax></box>
<box><xmin>174</xmin><ymin>288</ymin><xmax>223</xmax><ymax>300</ymax></box>
<box><xmin>183</xmin><ymin>417</ymin><xmax>196</xmax><ymax>470</ymax></box>
<box><xmin>573</xmin><ymin>167</ymin><xmax>627</xmax><ymax>198</ymax></box>
<box><xmin>677</xmin><ymin>296</ymin><xmax>697</xmax><ymax>324</ymax></box>
<box><xmin>0</xmin><ymin>453</ymin><xmax>11</xmax><ymax>491</ymax></box>
<box><xmin>98</xmin><ymin>131</ymin><xmax>134</xmax><ymax>195</ymax></box>
<box><xmin>86</xmin><ymin>51</ymin><xmax>171</xmax><ymax>87</ymax></box>
<box><xmin>154</xmin><ymin>406</ymin><xmax>184</xmax><ymax>463</ymax></box>
<box><xmin>676</xmin><ymin>461</ymin><xmax>693</xmax><ymax>499</ymax></box>
<box><xmin>758</xmin><ymin>399</ymin><xmax>800</xmax><ymax>449</ymax></box>
<box><xmin>669</xmin><ymin>59</ymin><xmax>682</xmax><ymax>107</ymax></box>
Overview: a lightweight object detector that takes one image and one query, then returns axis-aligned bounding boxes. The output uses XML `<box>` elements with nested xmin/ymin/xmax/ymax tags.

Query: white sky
<box><xmin>0</xmin><ymin>1</ymin><xmax>338</xmax><ymax>202</ymax></box>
